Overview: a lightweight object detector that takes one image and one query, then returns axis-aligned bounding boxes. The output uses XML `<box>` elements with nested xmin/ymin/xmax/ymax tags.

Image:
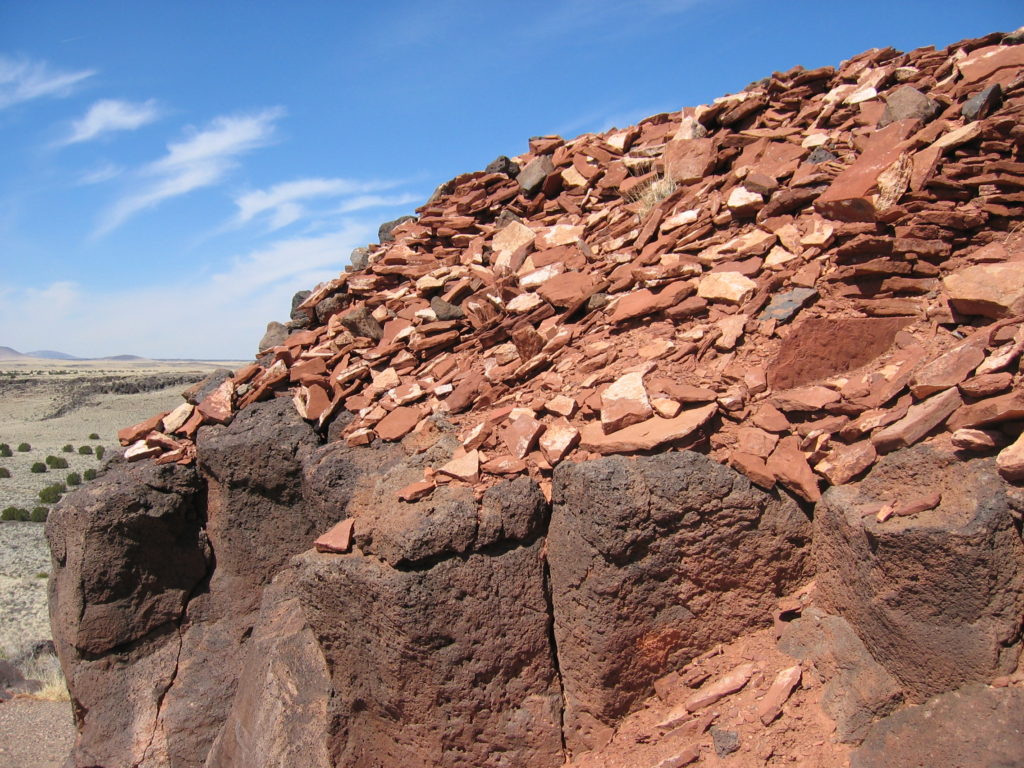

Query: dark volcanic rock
<box><xmin>548</xmin><ymin>452</ymin><xmax>811</xmax><ymax>753</ymax></box>
<box><xmin>295</xmin><ymin>539</ymin><xmax>563</xmax><ymax>768</ymax></box>
<box><xmin>378</xmin><ymin>215</ymin><xmax>416</xmax><ymax>244</ymax></box>
<box><xmin>851</xmin><ymin>685</ymin><xmax>1024</xmax><ymax>768</ymax></box>
<box><xmin>46</xmin><ymin>458</ymin><xmax>209</xmax><ymax>768</ymax></box>
<box><xmin>204</xmin><ymin>570</ymin><xmax>333</xmax><ymax>768</ymax></box>
<box><xmin>258</xmin><ymin>321</ymin><xmax>288</xmax><ymax>354</ymax></box>
<box><xmin>815</xmin><ymin>445</ymin><xmax>1024</xmax><ymax>701</ymax></box>
<box><xmin>484</xmin><ymin>154</ymin><xmax>520</xmax><ymax>177</ymax></box>
<box><xmin>197</xmin><ymin>397</ymin><xmax>322</xmax><ymax>588</ymax></box>
<box><xmin>778</xmin><ymin>607</ymin><xmax>903</xmax><ymax>743</ymax></box>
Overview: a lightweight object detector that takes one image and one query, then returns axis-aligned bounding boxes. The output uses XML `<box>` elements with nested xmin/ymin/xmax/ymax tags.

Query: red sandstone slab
<box><xmin>814</xmin><ymin>119</ymin><xmax>917</xmax><ymax>221</ymax></box>
<box><xmin>374</xmin><ymin>406</ymin><xmax>422</xmax><ymax>441</ymax></box>
<box><xmin>663</xmin><ymin>138</ymin><xmax>716</xmax><ymax>184</ymax></box>
<box><xmin>767</xmin><ymin>435</ymin><xmax>821</xmax><ymax>502</ymax></box>
<box><xmin>580</xmin><ymin>404</ymin><xmax>717</xmax><ymax>455</ymax></box>
<box><xmin>872</xmin><ymin>387</ymin><xmax>963</xmax><ymax>453</ymax></box>
<box><xmin>197</xmin><ymin>380</ymin><xmax>235</xmax><ymax>425</ymax></box>
<box><xmin>118</xmin><ymin>412</ymin><xmax>167</xmax><ymax>445</ymax></box>
<box><xmin>502</xmin><ymin>415</ymin><xmax>545</xmax><ymax>459</ymax></box>
<box><xmin>315</xmin><ymin>518</ymin><xmax>354</xmax><ymax>553</ymax></box>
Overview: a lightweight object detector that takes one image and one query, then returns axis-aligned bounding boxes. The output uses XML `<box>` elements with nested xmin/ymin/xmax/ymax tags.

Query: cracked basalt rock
<box><xmin>548</xmin><ymin>452</ymin><xmax>811</xmax><ymax>753</ymax></box>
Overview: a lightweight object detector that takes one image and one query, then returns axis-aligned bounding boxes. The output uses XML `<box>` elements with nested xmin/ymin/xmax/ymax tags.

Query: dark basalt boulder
<box><xmin>548</xmin><ymin>451</ymin><xmax>812</xmax><ymax>753</ymax></box>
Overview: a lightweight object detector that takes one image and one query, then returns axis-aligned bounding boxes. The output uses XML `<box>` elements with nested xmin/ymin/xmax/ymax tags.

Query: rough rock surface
<box><xmin>851</xmin><ymin>685</ymin><xmax>1024</xmax><ymax>768</ymax></box>
<box><xmin>548</xmin><ymin>452</ymin><xmax>811</xmax><ymax>752</ymax></box>
<box><xmin>815</xmin><ymin>445</ymin><xmax>1024</xmax><ymax>701</ymax></box>
<box><xmin>46</xmin><ymin>458</ymin><xmax>208</xmax><ymax>768</ymax></box>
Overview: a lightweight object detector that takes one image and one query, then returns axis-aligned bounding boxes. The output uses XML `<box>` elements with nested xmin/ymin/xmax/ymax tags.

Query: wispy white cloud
<box><xmin>78</xmin><ymin>162</ymin><xmax>124</xmax><ymax>185</ymax></box>
<box><xmin>0</xmin><ymin>55</ymin><xmax>95</xmax><ymax>109</ymax></box>
<box><xmin>96</xmin><ymin>107</ymin><xmax>284</xmax><ymax>236</ymax></box>
<box><xmin>62</xmin><ymin>98</ymin><xmax>161</xmax><ymax>144</ymax></box>
<box><xmin>0</xmin><ymin>220</ymin><xmax>377</xmax><ymax>359</ymax></box>
<box><xmin>335</xmin><ymin>193</ymin><xmax>422</xmax><ymax>214</ymax></box>
<box><xmin>233</xmin><ymin>177</ymin><xmax>410</xmax><ymax>231</ymax></box>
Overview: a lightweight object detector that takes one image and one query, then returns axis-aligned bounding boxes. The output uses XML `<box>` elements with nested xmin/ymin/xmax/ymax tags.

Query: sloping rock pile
<box><xmin>47</xmin><ymin>29</ymin><xmax>1024</xmax><ymax>768</ymax></box>
<box><xmin>121</xmin><ymin>30</ymin><xmax>1024</xmax><ymax>512</ymax></box>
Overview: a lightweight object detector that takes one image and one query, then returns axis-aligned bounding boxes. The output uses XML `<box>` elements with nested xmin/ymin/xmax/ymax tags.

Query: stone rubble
<box><xmin>118</xmin><ymin>28</ymin><xmax>1024</xmax><ymax>512</ymax></box>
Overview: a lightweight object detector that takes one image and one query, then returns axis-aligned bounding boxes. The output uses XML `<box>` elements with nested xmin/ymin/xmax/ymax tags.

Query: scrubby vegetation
<box><xmin>84</xmin><ymin>468</ymin><xmax>97</xmax><ymax>481</ymax></box>
<box><xmin>62</xmin><ymin>444</ymin><xmax>73</xmax><ymax>453</ymax></box>
<box><xmin>89</xmin><ymin>433</ymin><xmax>100</xmax><ymax>440</ymax></box>
<box><xmin>30</xmin><ymin>462</ymin><xmax>46</xmax><ymax>473</ymax></box>
<box><xmin>1</xmin><ymin>506</ymin><xmax>30</xmax><ymax>521</ymax></box>
<box><xmin>17</xmin><ymin>442</ymin><xmax>30</xmax><ymax>452</ymax></box>
<box><xmin>38</xmin><ymin>484</ymin><xmax>65</xmax><ymax>504</ymax></box>
<box><xmin>0</xmin><ymin>467</ymin><xmax>9</xmax><ymax>478</ymax></box>
<box><xmin>95</xmin><ymin>446</ymin><xmax>105</xmax><ymax>460</ymax></box>
<box><xmin>0</xmin><ymin>443</ymin><xmax>11</xmax><ymax>457</ymax></box>
<box><xmin>30</xmin><ymin>507</ymin><xmax>48</xmax><ymax>522</ymax></box>
<box><xmin>66</xmin><ymin>471</ymin><xmax>81</xmax><ymax>486</ymax></box>
<box><xmin>79</xmin><ymin>445</ymin><xmax>93</xmax><ymax>455</ymax></box>
<box><xmin>45</xmin><ymin>455</ymin><xmax>69</xmax><ymax>469</ymax></box>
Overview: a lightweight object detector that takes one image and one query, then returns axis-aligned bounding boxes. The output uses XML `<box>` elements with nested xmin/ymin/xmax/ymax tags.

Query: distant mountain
<box><xmin>0</xmin><ymin>346</ymin><xmax>26</xmax><ymax>359</ymax></box>
<box><xmin>27</xmin><ymin>349</ymin><xmax>83</xmax><ymax>360</ymax></box>
<box><xmin>101</xmin><ymin>354</ymin><xmax>146</xmax><ymax>361</ymax></box>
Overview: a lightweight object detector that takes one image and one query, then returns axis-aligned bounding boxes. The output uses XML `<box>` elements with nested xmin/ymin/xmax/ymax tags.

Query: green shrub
<box><xmin>30</xmin><ymin>507</ymin><xmax>48</xmax><ymax>522</ymax></box>
<box><xmin>17</xmin><ymin>443</ymin><xmax>30</xmax><ymax>452</ymax></box>
<box><xmin>30</xmin><ymin>462</ymin><xmax>47</xmax><ymax>473</ymax></box>
<box><xmin>38</xmin><ymin>485</ymin><xmax>63</xmax><ymax>504</ymax></box>
<box><xmin>0</xmin><ymin>467</ymin><xmax>9</xmax><ymax>478</ymax></box>
<box><xmin>88</xmin><ymin>433</ymin><xmax>100</xmax><ymax>440</ymax></box>
<box><xmin>78</xmin><ymin>445</ymin><xmax>93</xmax><ymax>455</ymax></box>
<box><xmin>65</xmin><ymin>472</ymin><xmax>81</xmax><ymax>486</ymax></box>
<box><xmin>1</xmin><ymin>507</ymin><xmax>29</xmax><ymax>521</ymax></box>
<box><xmin>95</xmin><ymin>446</ymin><xmax>105</xmax><ymax>460</ymax></box>
<box><xmin>0</xmin><ymin>443</ymin><xmax>11</xmax><ymax>457</ymax></box>
<box><xmin>83</xmin><ymin>468</ymin><xmax>97</xmax><ymax>481</ymax></box>
<box><xmin>45</xmin><ymin>455</ymin><xmax>68</xmax><ymax>469</ymax></box>
<box><xmin>62</xmin><ymin>444</ymin><xmax>73</xmax><ymax>453</ymax></box>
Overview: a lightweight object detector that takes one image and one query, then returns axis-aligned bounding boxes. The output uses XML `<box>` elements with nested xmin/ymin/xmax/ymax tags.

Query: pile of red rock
<box><xmin>120</xmin><ymin>29</ymin><xmax>1024</xmax><ymax>511</ymax></box>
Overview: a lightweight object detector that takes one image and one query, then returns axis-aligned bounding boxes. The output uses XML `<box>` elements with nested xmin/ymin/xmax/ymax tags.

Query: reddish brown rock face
<box><xmin>815</xmin><ymin>445</ymin><xmax>1024</xmax><ymax>702</ymax></box>
<box><xmin>769</xmin><ymin>316</ymin><xmax>912</xmax><ymax>390</ymax></box>
<box><xmin>549</xmin><ymin>452</ymin><xmax>811</xmax><ymax>753</ymax></box>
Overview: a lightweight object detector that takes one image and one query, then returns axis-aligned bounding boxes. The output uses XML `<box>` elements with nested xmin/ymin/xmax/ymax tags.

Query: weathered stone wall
<box><xmin>48</xmin><ymin>420</ymin><xmax>816</xmax><ymax>767</ymax></box>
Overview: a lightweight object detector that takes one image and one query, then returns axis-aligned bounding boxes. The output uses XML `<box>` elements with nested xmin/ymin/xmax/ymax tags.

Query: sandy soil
<box><xmin>0</xmin><ymin>360</ymin><xmax>245</xmax><ymax>653</ymax></box>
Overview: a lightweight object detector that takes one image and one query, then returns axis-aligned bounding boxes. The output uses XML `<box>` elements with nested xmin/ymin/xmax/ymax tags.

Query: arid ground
<box><xmin>0</xmin><ymin>357</ymin><xmax>244</xmax><ymax>768</ymax></box>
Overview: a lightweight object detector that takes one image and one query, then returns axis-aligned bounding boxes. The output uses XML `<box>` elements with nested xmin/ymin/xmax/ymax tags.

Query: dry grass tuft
<box><xmin>623</xmin><ymin>173</ymin><xmax>677</xmax><ymax>219</ymax></box>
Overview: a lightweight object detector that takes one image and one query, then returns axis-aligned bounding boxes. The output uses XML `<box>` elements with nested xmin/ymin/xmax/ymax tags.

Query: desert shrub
<box><xmin>38</xmin><ymin>485</ymin><xmax>63</xmax><ymax>504</ymax></box>
<box><xmin>0</xmin><ymin>467</ymin><xmax>9</xmax><ymax>478</ymax></box>
<box><xmin>78</xmin><ymin>445</ymin><xmax>93</xmax><ymax>455</ymax></box>
<box><xmin>95</xmin><ymin>446</ymin><xmax>105</xmax><ymax>460</ymax></box>
<box><xmin>1</xmin><ymin>507</ymin><xmax>30</xmax><ymax>521</ymax></box>
<box><xmin>17</xmin><ymin>442</ymin><xmax>30</xmax><ymax>452</ymax></box>
<box><xmin>83</xmin><ymin>468</ymin><xmax>97</xmax><ymax>481</ymax></box>
<box><xmin>88</xmin><ymin>433</ymin><xmax>100</xmax><ymax>440</ymax></box>
<box><xmin>66</xmin><ymin>472</ymin><xmax>81</xmax><ymax>487</ymax></box>
<box><xmin>30</xmin><ymin>507</ymin><xmax>48</xmax><ymax>522</ymax></box>
<box><xmin>45</xmin><ymin>455</ymin><xmax>68</xmax><ymax>469</ymax></box>
<box><xmin>62</xmin><ymin>444</ymin><xmax>73</xmax><ymax>453</ymax></box>
<box><xmin>0</xmin><ymin>443</ymin><xmax>11</xmax><ymax>457</ymax></box>
<box><xmin>30</xmin><ymin>462</ymin><xmax>47</xmax><ymax>473</ymax></box>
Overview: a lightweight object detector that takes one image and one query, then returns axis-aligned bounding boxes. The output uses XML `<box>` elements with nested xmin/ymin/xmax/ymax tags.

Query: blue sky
<box><xmin>1</xmin><ymin>1</ymin><xmax>1020</xmax><ymax>359</ymax></box>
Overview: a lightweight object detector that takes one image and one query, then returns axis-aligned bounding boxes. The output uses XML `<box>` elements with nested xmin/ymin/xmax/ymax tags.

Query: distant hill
<box><xmin>27</xmin><ymin>349</ymin><xmax>83</xmax><ymax>360</ymax></box>
<box><xmin>0</xmin><ymin>346</ymin><xmax>153</xmax><ymax>361</ymax></box>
